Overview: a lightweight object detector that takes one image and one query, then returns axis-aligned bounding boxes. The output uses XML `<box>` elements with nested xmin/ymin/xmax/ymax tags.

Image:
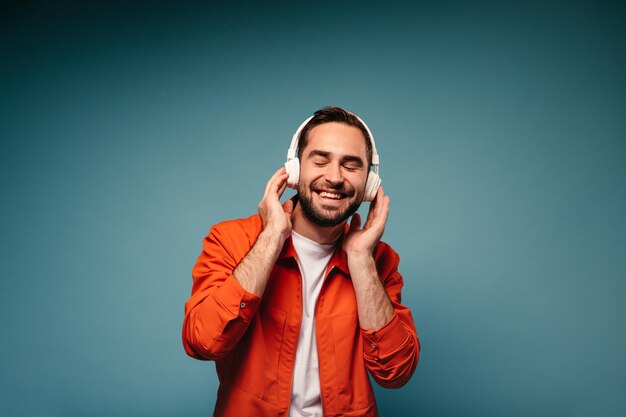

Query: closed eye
<box><xmin>340</xmin><ymin>155</ymin><xmax>365</xmax><ymax>171</ymax></box>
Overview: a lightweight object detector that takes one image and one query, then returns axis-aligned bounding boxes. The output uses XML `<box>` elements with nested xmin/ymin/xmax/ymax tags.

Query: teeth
<box><xmin>319</xmin><ymin>191</ymin><xmax>342</xmax><ymax>200</ymax></box>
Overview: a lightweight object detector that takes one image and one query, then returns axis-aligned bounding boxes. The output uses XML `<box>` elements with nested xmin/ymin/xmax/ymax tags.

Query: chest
<box><xmin>260</xmin><ymin>261</ymin><xmax>358</xmax><ymax>326</ymax></box>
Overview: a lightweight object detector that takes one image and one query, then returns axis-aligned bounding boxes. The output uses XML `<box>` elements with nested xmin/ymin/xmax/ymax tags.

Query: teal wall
<box><xmin>1</xmin><ymin>1</ymin><xmax>624</xmax><ymax>416</ymax></box>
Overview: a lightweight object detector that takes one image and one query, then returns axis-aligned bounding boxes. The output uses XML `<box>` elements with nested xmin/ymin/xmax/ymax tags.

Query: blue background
<box><xmin>1</xmin><ymin>1</ymin><xmax>625</xmax><ymax>415</ymax></box>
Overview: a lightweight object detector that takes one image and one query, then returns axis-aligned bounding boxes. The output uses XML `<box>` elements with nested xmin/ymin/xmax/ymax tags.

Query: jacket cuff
<box><xmin>361</xmin><ymin>313</ymin><xmax>406</xmax><ymax>358</ymax></box>
<box><xmin>213</xmin><ymin>274</ymin><xmax>262</xmax><ymax>321</ymax></box>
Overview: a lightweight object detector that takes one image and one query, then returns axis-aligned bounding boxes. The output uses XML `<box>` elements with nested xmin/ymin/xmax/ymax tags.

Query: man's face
<box><xmin>297</xmin><ymin>122</ymin><xmax>369</xmax><ymax>227</ymax></box>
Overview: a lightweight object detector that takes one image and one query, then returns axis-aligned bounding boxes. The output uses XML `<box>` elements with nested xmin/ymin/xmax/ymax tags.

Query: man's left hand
<box><xmin>343</xmin><ymin>186</ymin><xmax>390</xmax><ymax>257</ymax></box>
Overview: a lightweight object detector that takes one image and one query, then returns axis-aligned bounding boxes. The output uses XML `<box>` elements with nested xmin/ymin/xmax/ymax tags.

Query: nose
<box><xmin>325</xmin><ymin>162</ymin><xmax>344</xmax><ymax>187</ymax></box>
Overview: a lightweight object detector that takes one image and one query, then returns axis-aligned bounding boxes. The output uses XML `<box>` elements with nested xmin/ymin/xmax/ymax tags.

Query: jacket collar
<box><xmin>278</xmin><ymin>223</ymin><xmax>351</xmax><ymax>275</ymax></box>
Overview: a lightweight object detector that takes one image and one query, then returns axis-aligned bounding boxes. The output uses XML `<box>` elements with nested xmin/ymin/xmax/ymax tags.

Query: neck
<box><xmin>291</xmin><ymin>204</ymin><xmax>345</xmax><ymax>244</ymax></box>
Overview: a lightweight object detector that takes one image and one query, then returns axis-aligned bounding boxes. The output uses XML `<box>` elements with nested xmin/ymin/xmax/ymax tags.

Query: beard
<box><xmin>297</xmin><ymin>180</ymin><xmax>364</xmax><ymax>227</ymax></box>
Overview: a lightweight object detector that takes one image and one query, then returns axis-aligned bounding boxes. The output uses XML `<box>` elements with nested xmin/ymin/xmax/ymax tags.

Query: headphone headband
<box><xmin>286</xmin><ymin>116</ymin><xmax>313</xmax><ymax>160</ymax></box>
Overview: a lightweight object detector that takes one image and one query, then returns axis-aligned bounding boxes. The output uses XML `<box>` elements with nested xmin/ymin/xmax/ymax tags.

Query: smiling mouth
<box><xmin>318</xmin><ymin>191</ymin><xmax>344</xmax><ymax>200</ymax></box>
<box><xmin>314</xmin><ymin>189</ymin><xmax>352</xmax><ymax>202</ymax></box>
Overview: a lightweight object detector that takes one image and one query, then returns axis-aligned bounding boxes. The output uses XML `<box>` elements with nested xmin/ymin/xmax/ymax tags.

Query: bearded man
<box><xmin>182</xmin><ymin>106</ymin><xmax>420</xmax><ymax>417</ymax></box>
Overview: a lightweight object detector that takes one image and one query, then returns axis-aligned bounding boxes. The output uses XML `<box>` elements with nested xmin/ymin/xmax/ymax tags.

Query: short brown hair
<box><xmin>297</xmin><ymin>106</ymin><xmax>373</xmax><ymax>166</ymax></box>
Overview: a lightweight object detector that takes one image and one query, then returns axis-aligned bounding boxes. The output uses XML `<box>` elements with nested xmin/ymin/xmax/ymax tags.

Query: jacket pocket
<box><xmin>331</xmin><ymin>313</ymin><xmax>374</xmax><ymax>412</ymax></box>
<box><xmin>230</xmin><ymin>306</ymin><xmax>287</xmax><ymax>405</ymax></box>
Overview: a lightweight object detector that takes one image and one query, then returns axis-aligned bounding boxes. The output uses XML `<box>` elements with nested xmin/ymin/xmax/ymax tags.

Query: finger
<box><xmin>264</xmin><ymin>173</ymin><xmax>289</xmax><ymax>202</ymax></box>
<box><xmin>363</xmin><ymin>191</ymin><xmax>379</xmax><ymax>229</ymax></box>
<box><xmin>282</xmin><ymin>198</ymin><xmax>294</xmax><ymax>215</ymax></box>
<box><xmin>263</xmin><ymin>168</ymin><xmax>281</xmax><ymax>197</ymax></box>
<box><xmin>272</xmin><ymin>172</ymin><xmax>289</xmax><ymax>196</ymax></box>
<box><xmin>364</xmin><ymin>186</ymin><xmax>385</xmax><ymax>229</ymax></box>
<box><xmin>371</xmin><ymin>194</ymin><xmax>390</xmax><ymax>231</ymax></box>
<box><xmin>378</xmin><ymin>195</ymin><xmax>390</xmax><ymax>227</ymax></box>
<box><xmin>363</xmin><ymin>205</ymin><xmax>374</xmax><ymax>230</ymax></box>
<box><xmin>349</xmin><ymin>213</ymin><xmax>362</xmax><ymax>232</ymax></box>
<box><xmin>277</xmin><ymin>177</ymin><xmax>288</xmax><ymax>199</ymax></box>
<box><xmin>369</xmin><ymin>185</ymin><xmax>384</xmax><ymax>211</ymax></box>
<box><xmin>264</xmin><ymin>167</ymin><xmax>287</xmax><ymax>197</ymax></box>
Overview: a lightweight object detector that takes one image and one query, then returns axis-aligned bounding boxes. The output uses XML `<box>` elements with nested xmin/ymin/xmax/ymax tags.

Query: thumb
<box><xmin>349</xmin><ymin>213</ymin><xmax>361</xmax><ymax>232</ymax></box>
<box><xmin>282</xmin><ymin>198</ymin><xmax>294</xmax><ymax>215</ymax></box>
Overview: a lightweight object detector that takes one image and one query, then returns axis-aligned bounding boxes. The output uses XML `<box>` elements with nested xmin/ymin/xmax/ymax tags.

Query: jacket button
<box><xmin>240</xmin><ymin>302</ymin><xmax>246</xmax><ymax>309</ymax></box>
<box><xmin>371</xmin><ymin>342</ymin><xmax>377</xmax><ymax>348</ymax></box>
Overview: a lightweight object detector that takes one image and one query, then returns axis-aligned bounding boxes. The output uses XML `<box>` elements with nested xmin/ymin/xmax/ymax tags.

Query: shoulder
<box><xmin>372</xmin><ymin>240</ymin><xmax>401</xmax><ymax>276</ymax></box>
<box><xmin>373</xmin><ymin>240</ymin><xmax>400</xmax><ymax>261</ymax></box>
<box><xmin>210</xmin><ymin>213</ymin><xmax>262</xmax><ymax>235</ymax></box>
<box><xmin>200</xmin><ymin>214</ymin><xmax>264</xmax><ymax>263</ymax></box>
<box><xmin>208</xmin><ymin>213</ymin><xmax>263</xmax><ymax>246</ymax></box>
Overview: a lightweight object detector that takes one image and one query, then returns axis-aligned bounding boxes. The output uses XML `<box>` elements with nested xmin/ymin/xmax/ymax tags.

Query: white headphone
<box><xmin>284</xmin><ymin>114</ymin><xmax>382</xmax><ymax>202</ymax></box>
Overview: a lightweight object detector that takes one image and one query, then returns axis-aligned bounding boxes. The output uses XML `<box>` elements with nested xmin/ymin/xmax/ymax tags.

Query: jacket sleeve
<box><xmin>360</xmin><ymin>243</ymin><xmax>420</xmax><ymax>388</ymax></box>
<box><xmin>182</xmin><ymin>223</ymin><xmax>262</xmax><ymax>361</ymax></box>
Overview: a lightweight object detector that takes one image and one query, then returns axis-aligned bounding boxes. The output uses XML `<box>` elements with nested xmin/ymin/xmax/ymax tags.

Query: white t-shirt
<box><xmin>289</xmin><ymin>230</ymin><xmax>337</xmax><ymax>417</ymax></box>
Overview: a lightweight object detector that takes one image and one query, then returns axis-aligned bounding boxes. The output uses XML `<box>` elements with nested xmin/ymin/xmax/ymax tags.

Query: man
<box><xmin>182</xmin><ymin>107</ymin><xmax>419</xmax><ymax>417</ymax></box>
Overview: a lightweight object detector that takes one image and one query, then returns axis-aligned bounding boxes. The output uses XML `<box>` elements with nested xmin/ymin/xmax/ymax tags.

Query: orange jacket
<box><xmin>182</xmin><ymin>214</ymin><xmax>420</xmax><ymax>417</ymax></box>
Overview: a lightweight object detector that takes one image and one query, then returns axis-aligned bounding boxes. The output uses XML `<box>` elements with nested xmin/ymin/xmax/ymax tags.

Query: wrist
<box><xmin>259</xmin><ymin>226</ymin><xmax>289</xmax><ymax>247</ymax></box>
<box><xmin>346</xmin><ymin>252</ymin><xmax>376</xmax><ymax>271</ymax></box>
<box><xmin>347</xmin><ymin>251</ymin><xmax>375</xmax><ymax>265</ymax></box>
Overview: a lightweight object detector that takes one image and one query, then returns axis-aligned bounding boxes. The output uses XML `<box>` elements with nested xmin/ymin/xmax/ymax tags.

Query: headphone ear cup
<box><xmin>284</xmin><ymin>158</ymin><xmax>300</xmax><ymax>189</ymax></box>
<box><xmin>363</xmin><ymin>172</ymin><xmax>382</xmax><ymax>202</ymax></box>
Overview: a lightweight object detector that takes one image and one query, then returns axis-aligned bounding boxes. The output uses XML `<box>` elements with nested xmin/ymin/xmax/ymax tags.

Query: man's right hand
<box><xmin>232</xmin><ymin>168</ymin><xmax>293</xmax><ymax>296</ymax></box>
<box><xmin>258</xmin><ymin>167</ymin><xmax>294</xmax><ymax>243</ymax></box>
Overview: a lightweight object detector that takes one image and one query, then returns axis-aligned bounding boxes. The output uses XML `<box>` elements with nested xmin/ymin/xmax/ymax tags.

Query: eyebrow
<box><xmin>308</xmin><ymin>150</ymin><xmax>365</xmax><ymax>167</ymax></box>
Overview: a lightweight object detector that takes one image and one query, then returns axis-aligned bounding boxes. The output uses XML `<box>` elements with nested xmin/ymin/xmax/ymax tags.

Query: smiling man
<box><xmin>182</xmin><ymin>107</ymin><xmax>419</xmax><ymax>417</ymax></box>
